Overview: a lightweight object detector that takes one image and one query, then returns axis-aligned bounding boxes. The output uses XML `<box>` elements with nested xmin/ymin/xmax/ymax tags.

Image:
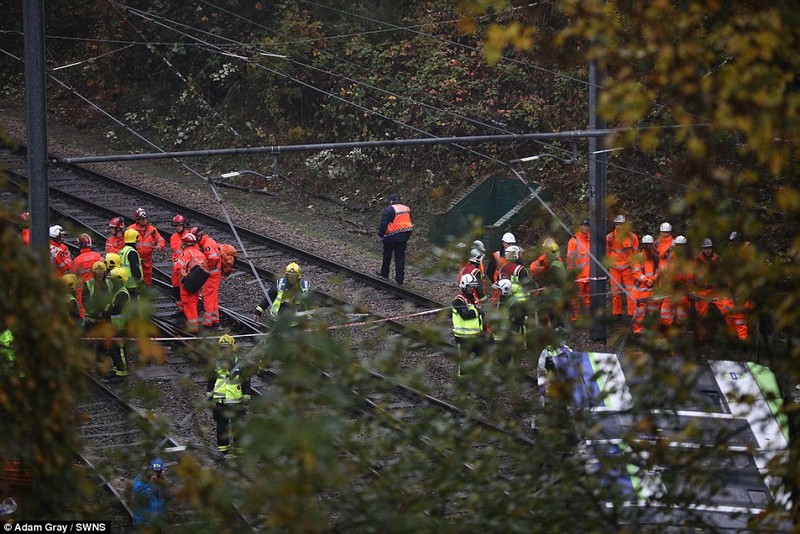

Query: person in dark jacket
<box><xmin>376</xmin><ymin>194</ymin><xmax>413</xmax><ymax>285</ymax></box>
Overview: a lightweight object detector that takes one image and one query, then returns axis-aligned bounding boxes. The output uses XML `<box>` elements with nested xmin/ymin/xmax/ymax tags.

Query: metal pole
<box><xmin>23</xmin><ymin>0</ymin><xmax>49</xmax><ymax>250</ymax></box>
<box><xmin>588</xmin><ymin>60</ymin><xmax>607</xmax><ymax>343</ymax></box>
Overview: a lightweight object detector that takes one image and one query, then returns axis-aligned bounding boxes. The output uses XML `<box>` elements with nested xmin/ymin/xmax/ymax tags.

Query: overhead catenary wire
<box><xmin>107</xmin><ymin>1</ymin><xmax>526</xmax><ymax>165</ymax></box>
<box><xmin>0</xmin><ymin>45</ymin><xmax>276</xmax><ymax>304</ymax></box>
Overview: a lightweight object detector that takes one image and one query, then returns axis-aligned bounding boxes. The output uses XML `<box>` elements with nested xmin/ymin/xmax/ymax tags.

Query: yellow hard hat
<box><xmin>124</xmin><ymin>228</ymin><xmax>139</xmax><ymax>244</ymax></box>
<box><xmin>109</xmin><ymin>267</ymin><xmax>129</xmax><ymax>284</ymax></box>
<box><xmin>62</xmin><ymin>273</ymin><xmax>79</xmax><ymax>290</ymax></box>
<box><xmin>542</xmin><ymin>237</ymin><xmax>559</xmax><ymax>253</ymax></box>
<box><xmin>105</xmin><ymin>253</ymin><xmax>121</xmax><ymax>270</ymax></box>
<box><xmin>92</xmin><ymin>261</ymin><xmax>107</xmax><ymax>273</ymax></box>
<box><xmin>285</xmin><ymin>262</ymin><xmax>301</xmax><ymax>276</ymax></box>
<box><xmin>219</xmin><ymin>334</ymin><xmax>237</xmax><ymax>351</ymax></box>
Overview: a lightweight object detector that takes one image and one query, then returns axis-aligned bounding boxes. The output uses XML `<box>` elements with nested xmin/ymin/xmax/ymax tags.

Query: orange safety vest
<box><xmin>386</xmin><ymin>204</ymin><xmax>413</xmax><ymax>236</ymax></box>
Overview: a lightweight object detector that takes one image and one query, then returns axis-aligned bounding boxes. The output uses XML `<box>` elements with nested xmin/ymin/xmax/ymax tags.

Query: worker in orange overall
<box><xmin>175</xmin><ymin>233</ymin><xmax>209</xmax><ymax>334</ymax></box>
<box><xmin>630</xmin><ymin>235</ymin><xmax>659</xmax><ymax>334</ymax></box>
<box><xmin>71</xmin><ymin>233</ymin><xmax>103</xmax><ymax>317</ymax></box>
<box><xmin>106</xmin><ymin>217</ymin><xmax>126</xmax><ymax>254</ymax></box>
<box><xmin>49</xmin><ymin>225</ymin><xmax>73</xmax><ymax>276</ymax></box>
<box><xmin>654</xmin><ymin>222</ymin><xmax>674</xmax><ymax>264</ymax></box>
<box><xmin>169</xmin><ymin>214</ymin><xmax>188</xmax><ymax>316</ymax></box>
<box><xmin>693</xmin><ymin>238</ymin><xmax>748</xmax><ymax>342</ymax></box>
<box><xmin>194</xmin><ymin>227</ymin><xmax>222</xmax><ymax>330</ymax></box>
<box><xmin>605</xmin><ymin>215</ymin><xmax>639</xmax><ymax>318</ymax></box>
<box><xmin>19</xmin><ymin>211</ymin><xmax>30</xmax><ymax>245</ymax></box>
<box><xmin>127</xmin><ymin>208</ymin><xmax>166</xmax><ymax>285</ymax></box>
<box><xmin>486</xmin><ymin>233</ymin><xmax>516</xmax><ymax>304</ymax></box>
<box><xmin>566</xmin><ymin>221</ymin><xmax>591</xmax><ymax>322</ymax></box>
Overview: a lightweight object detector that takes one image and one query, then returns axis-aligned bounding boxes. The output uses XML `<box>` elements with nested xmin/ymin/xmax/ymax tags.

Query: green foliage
<box><xmin>0</xmin><ymin>220</ymin><xmax>89</xmax><ymax>517</ymax></box>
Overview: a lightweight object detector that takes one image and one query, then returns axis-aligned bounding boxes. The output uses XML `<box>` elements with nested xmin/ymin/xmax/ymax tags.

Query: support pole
<box><xmin>588</xmin><ymin>60</ymin><xmax>607</xmax><ymax>343</ymax></box>
<box><xmin>23</xmin><ymin>0</ymin><xmax>49</xmax><ymax>250</ymax></box>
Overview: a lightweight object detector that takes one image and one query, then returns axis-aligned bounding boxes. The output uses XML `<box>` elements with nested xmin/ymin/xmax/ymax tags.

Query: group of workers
<box><xmin>452</xmin><ymin>215</ymin><xmax>751</xmax><ymax>372</ymax></box>
<box><xmin>604</xmin><ymin>215</ymin><xmax>749</xmax><ymax>341</ymax></box>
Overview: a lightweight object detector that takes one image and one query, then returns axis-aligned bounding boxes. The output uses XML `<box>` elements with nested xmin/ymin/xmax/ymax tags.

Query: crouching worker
<box><xmin>132</xmin><ymin>457</ymin><xmax>171</xmax><ymax>531</ymax></box>
<box><xmin>253</xmin><ymin>262</ymin><xmax>312</xmax><ymax>327</ymax></box>
<box><xmin>208</xmin><ymin>335</ymin><xmax>252</xmax><ymax>455</ymax></box>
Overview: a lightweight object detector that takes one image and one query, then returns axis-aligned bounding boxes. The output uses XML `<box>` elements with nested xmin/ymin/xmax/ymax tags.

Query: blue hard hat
<box><xmin>149</xmin><ymin>458</ymin><xmax>164</xmax><ymax>471</ymax></box>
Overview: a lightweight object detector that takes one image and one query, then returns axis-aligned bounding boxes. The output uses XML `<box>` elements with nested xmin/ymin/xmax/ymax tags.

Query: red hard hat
<box><xmin>109</xmin><ymin>217</ymin><xmax>125</xmax><ymax>229</ymax></box>
<box><xmin>78</xmin><ymin>233</ymin><xmax>93</xmax><ymax>248</ymax></box>
<box><xmin>172</xmin><ymin>214</ymin><xmax>186</xmax><ymax>226</ymax></box>
<box><xmin>134</xmin><ymin>208</ymin><xmax>148</xmax><ymax>220</ymax></box>
<box><xmin>181</xmin><ymin>232</ymin><xmax>197</xmax><ymax>245</ymax></box>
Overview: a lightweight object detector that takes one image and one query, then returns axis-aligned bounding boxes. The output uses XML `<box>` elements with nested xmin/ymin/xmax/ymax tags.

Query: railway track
<box><xmin>1</xmin><ymin>152</ymin><xmax>557</xmax><ymax>527</ymax></box>
<box><xmin>4</xmin><ymin>141</ymin><xmax>792</xmax><ymax>530</ymax></box>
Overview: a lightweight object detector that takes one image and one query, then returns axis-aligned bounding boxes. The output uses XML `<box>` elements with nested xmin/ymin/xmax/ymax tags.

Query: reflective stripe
<box><xmin>120</xmin><ymin>246</ymin><xmax>138</xmax><ymax>289</ymax></box>
<box><xmin>271</xmin><ymin>278</ymin><xmax>310</xmax><ymax>319</ymax></box>
<box><xmin>386</xmin><ymin>204</ymin><xmax>413</xmax><ymax>236</ymax></box>
<box><xmin>452</xmin><ymin>295</ymin><xmax>483</xmax><ymax>337</ymax></box>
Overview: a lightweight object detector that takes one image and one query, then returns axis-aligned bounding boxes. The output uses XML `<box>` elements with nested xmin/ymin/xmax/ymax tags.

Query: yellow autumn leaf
<box><xmin>776</xmin><ymin>187</ymin><xmax>800</xmax><ymax>212</ymax></box>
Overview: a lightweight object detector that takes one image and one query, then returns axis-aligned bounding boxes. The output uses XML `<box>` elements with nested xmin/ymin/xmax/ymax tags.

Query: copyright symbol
<box><xmin>4</xmin><ymin>523</ymin><xmax>12</xmax><ymax>531</ymax></box>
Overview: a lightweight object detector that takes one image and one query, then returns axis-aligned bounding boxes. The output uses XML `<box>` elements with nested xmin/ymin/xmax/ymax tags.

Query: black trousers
<box><xmin>213</xmin><ymin>403</ymin><xmax>244</xmax><ymax>453</ymax></box>
<box><xmin>380</xmin><ymin>240</ymin><xmax>408</xmax><ymax>284</ymax></box>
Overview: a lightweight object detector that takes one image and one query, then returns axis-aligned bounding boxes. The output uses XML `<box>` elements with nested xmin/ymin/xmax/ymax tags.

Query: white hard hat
<box><xmin>472</xmin><ymin>240</ymin><xmax>486</xmax><ymax>253</ymax></box>
<box><xmin>468</xmin><ymin>248</ymin><xmax>484</xmax><ymax>263</ymax></box>
<box><xmin>729</xmin><ymin>231</ymin><xmax>738</xmax><ymax>241</ymax></box>
<box><xmin>659</xmin><ymin>222</ymin><xmax>672</xmax><ymax>232</ymax></box>
<box><xmin>49</xmin><ymin>225</ymin><xmax>64</xmax><ymax>239</ymax></box>
<box><xmin>459</xmin><ymin>273</ymin><xmax>479</xmax><ymax>291</ymax></box>
<box><xmin>504</xmin><ymin>245</ymin><xmax>521</xmax><ymax>261</ymax></box>
<box><xmin>674</xmin><ymin>235</ymin><xmax>687</xmax><ymax>245</ymax></box>
<box><xmin>702</xmin><ymin>238</ymin><xmax>713</xmax><ymax>248</ymax></box>
<box><xmin>613</xmin><ymin>215</ymin><xmax>626</xmax><ymax>224</ymax></box>
<box><xmin>494</xmin><ymin>279</ymin><xmax>513</xmax><ymax>297</ymax></box>
<box><xmin>501</xmin><ymin>232</ymin><xmax>516</xmax><ymax>244</ymax></box>
<box><xmin>641</xmin><ymin>234</ymin><xmax>654</xmax><ymax>244</ymax></box>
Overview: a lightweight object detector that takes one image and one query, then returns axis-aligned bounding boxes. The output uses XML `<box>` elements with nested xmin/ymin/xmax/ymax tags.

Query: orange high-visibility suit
<box><xmin>170</xmin><ymin>229</ymin><xmax>187</xmax><ymax>312</ymax></box>
<box><xmin>693</xmin><ymin>251</ymin><xmax>748</xmax><ymax>341</ymax></box>
<box><xmin>567</xmin><ymin>231</ymin><xmax>591</xmax><ymax>321</ymax></box>
<box><xmin>72</xmin><ymin>246</ymin><xmax>103</xmax><ymax>317</ymax></box>
<box><xmin>176</xmin><ymin>244</ymin><xmax>208</xmax><ymax>333</ymax></box>
<box><xmin>630</xmin><ymin>250</ymin><xmax>658</xmax><ymax>334</ymax></box>
<box><xmin>606</xmin><ymin>229</ymin><xmax>639</xmax><ymax>316</ymax></box>
<box><xmin>127</xmin><ymin>222</ymin><xmax>166</xmax><ymax>284</ymax></box>
<box><xmin>199</xmin><ymin>234</ymin><xmax>222</xmax><ymax>328</ymax></box>
<box><xmin>50</xmin><ymin>240</ymin><xmax>73</xmax><ymax>276</ymax></box>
